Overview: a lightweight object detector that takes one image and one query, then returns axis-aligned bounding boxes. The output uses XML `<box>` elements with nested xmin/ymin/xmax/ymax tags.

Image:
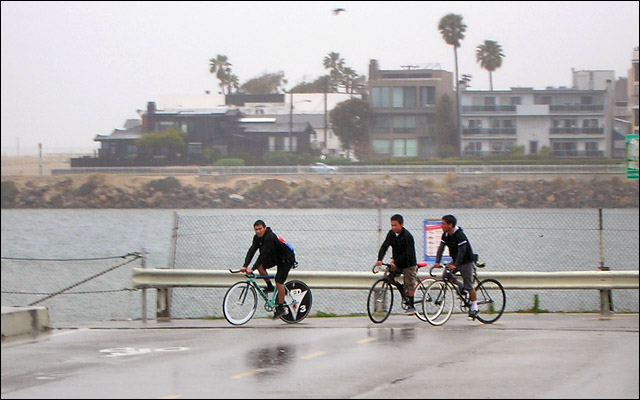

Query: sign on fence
<box><xmin>423</xmin><ymin>219</ymin><xmax>451</xmax><ymax>263</ymax></box>
<box><xmin>627</xmin><ymin>134</ymin><xmax>639</xmax><ymax>180</ymax></box>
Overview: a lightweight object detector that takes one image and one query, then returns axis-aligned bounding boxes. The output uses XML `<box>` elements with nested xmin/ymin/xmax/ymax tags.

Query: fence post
<box><xmin>598</xmin><ymin>208</ymin><xmax>613</xmax><ymax>315</ymax></box>
<box><xmin>141</xmin><ymin>248</ymin><xmax>147</xmax><ymax>322</ymax></box>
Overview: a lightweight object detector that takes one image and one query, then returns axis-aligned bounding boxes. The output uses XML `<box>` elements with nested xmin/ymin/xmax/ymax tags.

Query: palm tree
<box><xmin>209</xmin><ymin>54</ymin><xmax>232</xmax><ymax>94</ymax></box>
<box><xmin>476</xmin><ymin>40</ymin><xmax>505</xmax><ymax>91</ymax></box>
<box><xmin>224</xmin><ymin>74</ymin><xmax>240</xmax><ymax>95</ymax></box>
<box><xmin>438</xmin><ymin>13</ymin><xmax>467</xmax><ymax>158</ymax></box>
<box><xmin>323</xmin><ymin>51</ymin><xmax>345</xmax><ymax>92</ymax></box>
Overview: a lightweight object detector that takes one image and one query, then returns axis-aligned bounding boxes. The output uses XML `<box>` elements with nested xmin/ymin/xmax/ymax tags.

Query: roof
<box><xmin>239</xmin><ymin>120</ymin><xmax>313</xmax><ymax>134</ymax></box>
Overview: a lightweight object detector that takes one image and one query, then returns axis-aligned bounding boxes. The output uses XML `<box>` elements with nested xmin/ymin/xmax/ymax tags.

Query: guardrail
<box><xmin>132</xmin><ymin>268</ymin><xmax>639</xmax><ymax>319</ymax></box>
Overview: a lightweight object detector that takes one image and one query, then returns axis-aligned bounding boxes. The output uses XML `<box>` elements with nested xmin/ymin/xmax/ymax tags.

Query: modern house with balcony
<box><xmin>460</xmin><ymin>69</ymin><xmax>616</xmax><ymax>158</ymax></box>
<box><xmin>367</xmin><ymin>59</ymin><xmax>454</xmax><ymax>159</ymax></box>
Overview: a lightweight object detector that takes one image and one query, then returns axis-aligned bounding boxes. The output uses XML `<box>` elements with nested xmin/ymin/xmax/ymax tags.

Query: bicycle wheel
<box><xmin>367</xmin><ymin>278</ymin><xmax>394</xmax><ymax>323</ymax></box>
<box><xmin>412</xmin><ymin>277</ymin><xmax>436</xmax><ymax>322</ymax></box>
<box><xmin>222</xmin><ymin>281</ymin><xmax>258</xmax><ymax>326</ymax></box>
<box><xmin>422</xmin><ymin>280</ymin><xmax>454</xmax><ymax>326</ymax></box>
<box><xmin>475</xmin><ymin>278</ymin><xmax>506</xmax><ymax>324</ymax></box>
<box><xmin>280</xmin><ymin>280</ymin><xmax>312</xmax><ymax>324</ymax></box>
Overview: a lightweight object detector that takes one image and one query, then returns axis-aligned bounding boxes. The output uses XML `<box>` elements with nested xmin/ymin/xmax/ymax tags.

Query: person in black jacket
<box><xmin>241</xmin><ymin>220</ymin><xmax>295</xmax><ymax>320</ymax></box>
<box><xmin>376</xmin><ymin>214</ymin><xmax>418</xmax><ymax>315</ymax></box>
<box><xmin>434</xmin><ymin>214</ymin><xmax>479</xmax><ymax>320</ymax></box>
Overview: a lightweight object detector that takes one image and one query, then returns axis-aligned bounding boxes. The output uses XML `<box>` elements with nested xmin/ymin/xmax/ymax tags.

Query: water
<box><xmin>2</xmin><ymin>208</ymin><xmax>638</xmax><ymax>322</ymax></box>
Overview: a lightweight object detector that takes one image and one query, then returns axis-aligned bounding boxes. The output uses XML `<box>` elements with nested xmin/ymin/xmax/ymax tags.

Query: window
<box><xmin>469</xmin><ymin>119</ymin><xmax>482</xmax><ymax>128</ymax></box>
<box><xmin>392</xmin><ymin>116</ymin><xmax>416</xmax><ymax>133</ymax></box>
<box><xmin>283</xmin><ymin>136</ymin><xmax>291</xmax><ymax>152</ymax></box>
<box><xmin>389</xmin><ymin>87</ymin><xmax>418</xmax><ymax>108</ymax></box>
<box><xmin>503</xmin><ymin>119</ymin><xmax>514</xmax><ymax>128</ymax></box>
<box><xmin>372</xmin><ymin>139</ymin><xmax>390</xmax><ymax>155</ymax></box>
<box><xmin>404</xmin><ymin>87</ymin><xmax>417</xmax><ymax>108</ymax></box>
<box><xmin>510</xmin><ymin>97</ymin><xmax>521</xmax><ymax>105</ymax></box>
<box><xmin>158</xmin><ymin>121</ymin><xmax>175</xmax><ymax>130</ymax></box>
<box><xmin>529</xmin><ymin>141</ymin><xmax>538</xmax><ymax>154</ymax></box>
<box><xmin>539</xmin><ymin>96</ymin><xmax>552</xmax><ymax>105</ymax></box>
<box><xmin>484</xmin><ymin>97</ymin><xmax>496</xmax><ymax>106</ymax></box>
<box><xmin>393</xmin><ymin>87</ymin><xmax>404</xmax><ymax>108</ymax></box>
<box><xmin>466</xmin><ymin>142</ymin><xmax>482</xmax><ymax>151</ymax></box>
<box><xmin>491</xmin><ymin>119</ymin><xmax>501</xmax><ymax>128</ymax></box>
<box><xmin>581</xmin><ymin>96</ymin><xmax>593</xmax><ymax>105</ymax></box>
<box><xmin>371</xmin><ymin>87</ymin><xmax>391</xmax><ymax>107</ymax></box>
<box><xmin>180</xmin><ymin>122</ymin><xmax>188</xmax><ymax>133</ymax></box>
<box><xmin>583</xmin><ymin>119</ymin><xmax>599</xmax><ymax>128</ymax></box>
<box><xmin>392</xmin><ymin>139</ymin><xmax>417</xmax><ymax>157</ymax></box>
<box><xmin>420</xmin><ymin>87</ymin><xmax>436</xmax><ymax>106</ymax></box>
<box><xmin>372</xmin><ymin>115</ymin><xmax>391</xmax><ymax>134</ymax></box>
<box><xmin>268</xmin><ymin>136</ymin><xmax>276</xmax><ymax>152</ymax></box>
<box><xmin>585</xmin><ymin>142</ymin><xmax>599</xmax><ymax>151</ymax></box>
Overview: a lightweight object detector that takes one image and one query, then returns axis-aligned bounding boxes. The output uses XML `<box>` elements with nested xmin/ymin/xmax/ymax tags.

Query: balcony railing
<box><xmin>549</xmin><ymin>104</ymin><xmax>604</xmax><ymax>112</ymax></box>
<box><xmin>550</xmin><ymin>127</ymin><xmax>604</xmax><ymax>134</ymax></box>
<box><xmin>463</xmin><ymin>128</ymin><xmax>517</xmax><ymax>136</ymax></box>
<box><xmin>461</xmin><ymin>105</ymin><xmax>516</xmax><ymax>112</ymax></box>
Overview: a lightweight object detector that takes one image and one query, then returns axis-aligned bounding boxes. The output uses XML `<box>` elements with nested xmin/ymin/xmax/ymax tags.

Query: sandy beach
<box><xmin>1</xmin><ymin>154</ymin><xmax>76</xmax><ymax>176</ymax></box>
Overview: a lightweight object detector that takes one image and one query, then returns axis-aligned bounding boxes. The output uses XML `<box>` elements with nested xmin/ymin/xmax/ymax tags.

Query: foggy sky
<box><xmin>1</xmin><ymin>1</ymin><xmax>638</xmax><ymax>155</ymax></box>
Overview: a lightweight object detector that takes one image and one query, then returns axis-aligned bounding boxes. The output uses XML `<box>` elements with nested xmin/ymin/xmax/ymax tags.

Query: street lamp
<box><xmin>288</xmin><ymin>92</ymin><xmax>311</xmax><ymax>153</ymax></box>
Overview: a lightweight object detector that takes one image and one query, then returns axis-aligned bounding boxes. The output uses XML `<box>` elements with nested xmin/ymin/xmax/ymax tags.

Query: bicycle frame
<box><xmin>423</xmin><ymin>262</ymin><xmax>505</xmax><ymax>325</ymax></box>
<box><xmin>241</xmin><ymin>273</ymin><xmax>290</xmax><ymax>310</ymax></box>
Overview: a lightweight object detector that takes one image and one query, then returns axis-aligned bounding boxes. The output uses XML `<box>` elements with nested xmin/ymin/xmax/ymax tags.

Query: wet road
<box><xmin>1</xmin><ymin>314</ymin><xmax>638</xmax><ymax>399</ymax></box>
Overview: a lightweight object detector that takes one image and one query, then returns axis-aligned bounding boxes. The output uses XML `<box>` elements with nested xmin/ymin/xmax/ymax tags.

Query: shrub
<box><xmin>76</xmin><ymin>180</ymin><xmax>98</xmax><ymax>196</ymax></box>
<box><xmin>1</xmin><ymin>181</ymin><xmax>19</xmax><ymax>205</ymax></box>
<box><xmin>147</xmin><ymin>176</ymin><xmax>181</xmax><ymax>193</ymax></box>
<box><xmin>214</xmin><ymin>158</ymin><xmax>245</xmax><ymax>166</ymax></box>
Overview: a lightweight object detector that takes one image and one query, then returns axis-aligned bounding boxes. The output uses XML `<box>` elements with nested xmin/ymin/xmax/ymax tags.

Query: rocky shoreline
<box><xmin>2</xmin><ymin>173</ymin><xmax>638</xmax><ymax>209</ymax></box>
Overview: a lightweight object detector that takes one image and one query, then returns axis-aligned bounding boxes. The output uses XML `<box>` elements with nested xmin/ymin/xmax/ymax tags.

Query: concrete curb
<box><xmin>1</xmin><ymin>306</ymin><xmax>51</xmax><ymax>340</ymax></box>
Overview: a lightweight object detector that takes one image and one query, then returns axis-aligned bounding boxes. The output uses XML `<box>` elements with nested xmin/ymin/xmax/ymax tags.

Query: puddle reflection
<box><xmin>247</xmin><ymin>344</ymin><xmax>296</xmax><ymax>379</ymax></box>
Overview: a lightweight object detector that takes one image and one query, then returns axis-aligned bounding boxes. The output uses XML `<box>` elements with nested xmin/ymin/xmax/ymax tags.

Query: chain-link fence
<box><xmin>168</xmin><ymin>209</ymin><xmax>639</xmax><ymax>319</ymax></box>
<box><xmin>2</xmin><ymin>208</ymin><xmax>637</xmax><ymax>322</ymax></box>
<box><xmin>1</xmin><ymin>253</ymin><xmax>142</xmax><ymax>322</ymax></box>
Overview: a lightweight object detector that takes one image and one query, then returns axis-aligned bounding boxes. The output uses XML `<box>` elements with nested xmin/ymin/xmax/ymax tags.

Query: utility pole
<box><xmin>289</xmin><ymin>91</ymin><xmax>293</xmax><ymax>153</ymax></box>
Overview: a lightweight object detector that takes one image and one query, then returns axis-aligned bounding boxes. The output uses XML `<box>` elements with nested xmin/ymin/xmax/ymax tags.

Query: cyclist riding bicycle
<box><xmin>434</xmin><ymin>214</ymin><xmax>479</xmax><ymax>320</ymax></box>
<box><xmin>376</xmin><ymin>214</ymin><xmax>418</xmax><ymax>315</ymax></box>
<box><xmin>241</xmin><ymin>219</ymin><xmax>296</xmax><ymax>320</ymax></box>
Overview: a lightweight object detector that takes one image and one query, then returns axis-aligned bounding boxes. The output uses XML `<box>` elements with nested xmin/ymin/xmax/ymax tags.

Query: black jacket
<box><xmin>243</xmin><ymin>227</ymin><xmax>292</xmax><ymax>269</ymax></box>
<box><xmin>436</xmin><ymin>226</ymin><xmax>475</xmax><ymax>266</ymax></box>
<box><xmin>377</xmin><ymin>227</ymin><xmax>417</xmax><ymax>270</ymax></box>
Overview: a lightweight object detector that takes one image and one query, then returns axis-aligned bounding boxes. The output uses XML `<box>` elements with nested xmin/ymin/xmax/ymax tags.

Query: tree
<box><xmin>224</xmin><ymin>73</ymin><xmax>240</xmax><ymax>94</ymax></box>
<box><xmin>434</xmin><ymin>94</ymin><xmax>458</xmax><ymax>157</ymax></box>
<box><xmin>476</xmin><ymin>40</ymin><xmax>505</xmax><ymax>91</ymax></box>
<box><xmin>323</xmin><ymin>51</ymin><xmax>345</xmax><ymax>92</ymax></box>
<box><xmin>209</xmin><ymin>54</ymin><xmax>233</xmax><ymax>94</ymax></box>
<box><xmin>240</xmin><ymin>71</ymin><xmax>287</xmax><ymax>94</ymax></box>
<box><xmin>438</xmin><ymin>13</ymin><xmax>467</xmax><ymax>158</ymax></box>
<box><xmin>290</xmin><ymin>75</ymin><xmax>332</xmax><ymax>93</ymax></box>
<box><xmin>136</xmin><ymin>128</ymin><xmax>187</xmax><ymax>160</ymax></box>
<box><xmin>329</xmin><ymin>98</ymin><xmax>374</xmax><ymax>160</ymax></box>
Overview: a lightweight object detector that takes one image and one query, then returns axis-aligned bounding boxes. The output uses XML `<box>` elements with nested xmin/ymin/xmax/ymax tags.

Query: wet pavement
<box><xmin>1</xmin><ymin>313</ymin><xmax>638</xmax><ymax>399</ymax></box>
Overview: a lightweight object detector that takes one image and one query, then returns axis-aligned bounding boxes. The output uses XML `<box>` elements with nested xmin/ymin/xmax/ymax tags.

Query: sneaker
<box><xmin>405</xmin><ymin>306</ymin><xmax>416</xmax><ymax>315</ymax></box>
<box><xmin>468</xmin><ymin>309</ymin><xmax>479</xmax><ymax>320</ymax></box>
<box><xmin>272</xmin><ymin>305</ymin><xmax>286</xmax><ymax>320</ymax></box>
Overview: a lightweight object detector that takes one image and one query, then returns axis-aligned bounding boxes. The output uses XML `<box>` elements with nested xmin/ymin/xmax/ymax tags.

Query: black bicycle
<box><xmin>421</xmin><ymin>261</ymin><xmax>505</xmax><ymax>325</ymax></box>
<box><xmin>366</xmin><ymin>262</ymin><xmax>435</xmax><ymax>324</ymax></box>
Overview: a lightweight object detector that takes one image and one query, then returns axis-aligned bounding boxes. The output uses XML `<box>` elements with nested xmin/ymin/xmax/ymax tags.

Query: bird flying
<box><xmin>332</xmin><ymin>8</ymin><xmax>346</xmax><ymax>15</ymax></box>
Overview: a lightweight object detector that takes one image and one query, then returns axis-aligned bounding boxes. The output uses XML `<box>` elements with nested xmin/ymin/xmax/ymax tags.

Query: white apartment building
<box><xmin>460</xmin><ymin>70</ymin><xmax>615</xmax><ymax>158</ymax></box>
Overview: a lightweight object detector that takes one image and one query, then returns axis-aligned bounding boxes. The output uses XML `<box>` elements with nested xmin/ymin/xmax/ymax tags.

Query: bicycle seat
<box><xmin>417</xmin><ymin>262</ymin><xmax>427</xmax><ymax>268</ymax></box>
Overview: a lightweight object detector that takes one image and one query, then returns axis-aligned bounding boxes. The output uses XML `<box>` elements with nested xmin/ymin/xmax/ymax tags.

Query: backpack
<box><xmin>277</xmin><ymin>234</ymin><xmax>298</xmax><ymax>268</ymax></box>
